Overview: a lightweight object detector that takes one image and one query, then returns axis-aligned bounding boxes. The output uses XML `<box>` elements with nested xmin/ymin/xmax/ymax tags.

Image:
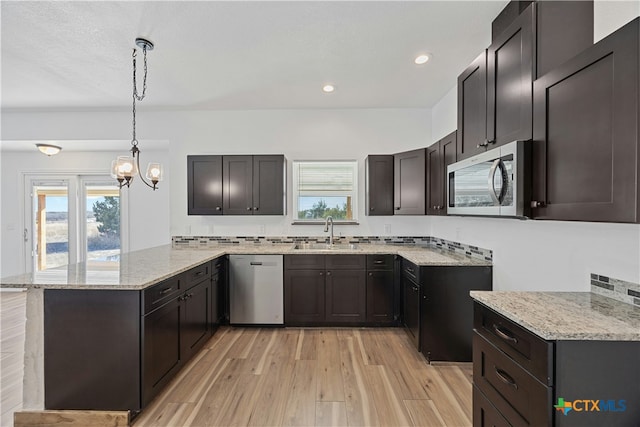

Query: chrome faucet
<box><xmin>324</xmin><ymin>216</ymin><xmax>334</xmax><ymax>246</ymax></box>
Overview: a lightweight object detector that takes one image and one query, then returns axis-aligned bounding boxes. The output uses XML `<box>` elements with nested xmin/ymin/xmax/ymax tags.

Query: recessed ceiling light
<box><xmin>414</xmin><ymin>54</ymin><xmax>431</xmax><ymax>65</ymax></box>
<box><xmin>322</xmin><ymin>84</ymin><xmax>335</xmax><ymax>93</ymax></box>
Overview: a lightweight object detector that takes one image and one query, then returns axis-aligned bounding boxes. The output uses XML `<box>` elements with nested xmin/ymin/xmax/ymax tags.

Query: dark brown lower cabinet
<box><xmin>366</xmin><ymin>270</ymin><xmax>395</xmax><ymax>324</ymax></box>
<box><xmin>284</xmin><ymin>269</ymin><xmax>326</xmax><ymax>325</ymax></box>
<box><xmin>473</xmin><ymin>302</ymin><xmax>640</xmax><ymax>426</ymax></box>
<box><xmin>326</xmin><ymin>270</ymin><xmax>366</xmax><ymax>323</ymax></box>
<box><xmin>284</xmin><ymin>254</ymin><xmax>394</xmax><ymax>326</ymax></box>
<box><xmin>420</xmin><ymin>266</ymin><xmax>492</xmax><ymax>362</ymax></box>
<box><xmin>44</xmin><ymin>260</ymin><xmax>217</xmax><ymax>413</ymax></box>
<box><xmin>180</xmin><ymin>279</ymin><xmax>211</xmax><ymax>363</ymax></box>
<box><xmin>142</xmin><ymin>296</ymin><xmax>182</xmax><ymax>407</ymax></box>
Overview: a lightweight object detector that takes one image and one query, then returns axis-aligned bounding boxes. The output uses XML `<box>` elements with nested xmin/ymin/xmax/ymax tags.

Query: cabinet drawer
<box><xmin>401</xmin><ymin>258</ymin><xmax>420</xmax><ymax>283</ymax></box>
<box><xmin>285</xmin><ymin>255</ymin><xmax>325</xmax><ymax>270</ymax></box>
<box><xmin>184</xmin><ymin>262</ymin><xmax>211</xmax><ymax>288</ymax></box>
<box><xmin>474</xmin><ymin>302</ymin><xmax>552</xmax><ymax>385</ymax></box>
<box><xmin>326</xmin><ymin>255</ymin><xmax>366</xmax><ymax>270</ymax></box>
<box><xmin>473</xmin><ymin>385</ymin><xmax>512</xmax><ymax>427</ymax></box>
<box><xmin>143</xmin><ymin>276</ymin><xmax>182</xmax><ymax>314</ymax></box>
<box><xmin>366</xmin><ymin>254</ymin><xmax>394</xmax><ymax>270</ymax></box>
<box><xmin>473</xmin><ymin>332</ymin><xmax>551</xmax><ymax>427</ymax></box>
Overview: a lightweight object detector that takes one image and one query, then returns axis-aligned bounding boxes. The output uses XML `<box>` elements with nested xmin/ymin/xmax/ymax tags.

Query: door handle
<box><xmin>488</xmin><ymin>159</ymin><xmax>508</xmax><ymax>205</ymax></box>
<box><xmin>250</xmin><ymin>262</ymin><xmax>263</xmax><ymax>266</ymax></box>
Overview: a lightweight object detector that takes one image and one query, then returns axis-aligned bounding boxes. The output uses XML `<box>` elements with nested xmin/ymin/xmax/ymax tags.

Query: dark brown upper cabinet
<box><xmin>457</xmin><ymin>51</ymin><xmax>488</xmax><ymax>160</ymax></box>
<box><xmin>426</xmin><ymin>131</ymin><xmax>457</xmax><ymax>216</ymax></box>
<box><xmin>187</xmin><ymin>155</ymin><xmax>223</xmax><ymax>215</ymax></box>
<box><xmin>252</xmin><ymin>155</ymin><xmax>286</xmax><ymax>215</ymax></box>
<box><xmin>532</xmin><ymin>18</ymin><xmax>639</xmax><ymax>223</ymax></box>
<box><xmin>223</xmin><ymin>155</ymin><xmax>285</xmax><ymax>215</ymax></box>
<box><xmin>365</xmin><ymin>155</ymin><xmax>394</xmax><ymax>216</ymax></box>
<box><xmin>459</xmin><ymin>1</ymin><xmax>593</xmax><ymax>160</ymax></box>
<box><xmin>394</xmin><ymin>148</ymin><xmax>426</xmax><ymax>215</ymax></box>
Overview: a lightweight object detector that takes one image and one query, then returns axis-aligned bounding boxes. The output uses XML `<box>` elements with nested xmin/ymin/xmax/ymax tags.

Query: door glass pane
<box><xmin>85</xmin><ymin>184</ymin><xmax>120</xmax><ymax>265</ymax></box>
<box><xmin>33</xmin><ymin>184</ymin><xmax>68</xmax><ymax>271</ymax></box>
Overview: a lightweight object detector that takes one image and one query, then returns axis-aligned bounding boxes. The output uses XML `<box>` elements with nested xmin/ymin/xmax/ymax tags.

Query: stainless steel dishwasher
<box><xmin>229</xmin><ymin>255</ymin><xmax>284</xmax><ymax>325</ymax></box>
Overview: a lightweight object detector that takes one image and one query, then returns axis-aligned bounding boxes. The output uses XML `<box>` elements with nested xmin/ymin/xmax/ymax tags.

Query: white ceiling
<box><xmin>1</xmin><ymin>1</ymin><xmax>507</xmax><ymax>111</ymax></box>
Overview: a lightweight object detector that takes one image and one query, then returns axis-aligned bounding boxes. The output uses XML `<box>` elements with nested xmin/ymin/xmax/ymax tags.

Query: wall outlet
<box><xmin>384</xmin><ymin>224</ymin><xmax>391</xmax><ymax>234</ymax></box>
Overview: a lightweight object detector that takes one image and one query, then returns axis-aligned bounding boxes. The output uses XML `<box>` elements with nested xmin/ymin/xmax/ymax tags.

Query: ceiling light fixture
<box><xmin>36</xmin><ymin>143</ymin><xmax>62</xmax><ymax>156</ymax></box>
<box><xmin>111</xmin><ymin>37</ymin><xmax>163</xmax><ymax>191</ymax></box>
<box><xmin>414</xmin><ymin>54</ymin><xmax>431</xmax><ymax>65</ymax></box>
<box><xmin>322</xmin><ymin>84</ymin><xmax>335</xmax><ymax>93</ymax></box>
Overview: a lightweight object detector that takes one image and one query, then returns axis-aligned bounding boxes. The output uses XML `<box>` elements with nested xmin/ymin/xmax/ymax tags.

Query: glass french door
<box><xmin>25</xmin><ymin>175</ymin><xmax>123</xmax><ymax>273</ymax></box>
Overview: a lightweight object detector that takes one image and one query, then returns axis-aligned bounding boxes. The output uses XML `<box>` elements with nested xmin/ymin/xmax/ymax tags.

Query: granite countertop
<box><xmin>471</xmin><ymin>291</ymin><xmax>640</xmax><ymax>341</ymax></box>
<box><xmin>0</xmin><ymin>243</ymin><xmax>489</xmax><ymax>290</ymax></box>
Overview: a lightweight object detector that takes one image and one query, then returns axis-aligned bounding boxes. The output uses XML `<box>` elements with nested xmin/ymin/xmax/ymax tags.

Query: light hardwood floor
<box><xmin>134</xmin><ymin>327</ymin><xmax>473</xmax><ymax>427</ymax></box>
<box><xmin>1</xmin><ymin>291</ymin><xmax>26</xmax><ymax>427</ymax></box>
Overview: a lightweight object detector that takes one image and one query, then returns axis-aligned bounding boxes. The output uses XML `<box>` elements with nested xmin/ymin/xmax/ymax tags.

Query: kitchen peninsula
<box><xmin>0</xmin><ymin>241</ymin><xmax>489</xmax><ymax>417</ymax></box>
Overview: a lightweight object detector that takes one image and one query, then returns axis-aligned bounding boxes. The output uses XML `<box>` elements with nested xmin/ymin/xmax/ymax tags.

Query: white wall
<box><xmin>594</xmin><ymin>0</ymin><xmax>640</xmax><ymax>42</ymax></box>
<box><xmin>0</xmin><ymin>148</ymin><xmax>170</xmax><ymax>277</ymax></box>
<box><xmin>1</xmin><ymin>108</ymin><xmax>432</xmax><ymax>250</ymax></box>
<box><xmin>427</xmin><ymin>3</ymin><xmax>640</xmax><ymax>291</ymax></box>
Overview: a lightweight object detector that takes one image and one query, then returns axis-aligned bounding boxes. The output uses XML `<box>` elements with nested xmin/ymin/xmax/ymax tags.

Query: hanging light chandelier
<box><xmin>111</xmin><ymin>37</ymin><xmax>163</xmax><ymax>190</ymax></box>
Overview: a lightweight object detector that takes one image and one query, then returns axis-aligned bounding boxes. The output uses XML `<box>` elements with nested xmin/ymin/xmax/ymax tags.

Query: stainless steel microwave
<box><xmin>447</xmin><ymin>140</ymin><xmax>531</xmax><ymax>218</ymax></box>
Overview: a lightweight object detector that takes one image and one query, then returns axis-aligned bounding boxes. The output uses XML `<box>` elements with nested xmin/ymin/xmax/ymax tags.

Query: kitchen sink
<box><xmin>293</xmin><ymin>243</ymin><xmax>359</xmax><ymax>251</ymax></box>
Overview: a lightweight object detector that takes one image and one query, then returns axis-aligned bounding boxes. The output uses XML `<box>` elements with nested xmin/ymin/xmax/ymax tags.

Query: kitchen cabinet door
<box><xmin>402</xmin><ymin>275</ymin><xmax>420</xmax><ymax>349</ymax></box>
<box><xmin>457</xmin><ymin>50</ymin><xmax>488</xmax><ymax>160</ymax></box>
<box><xmin>366</xmin><ymin>155</ymin><xmax>394</xmax><ymax>215</ymax></box>
<box><xmin>253</xmin><ymin>155</ymin><xmax>285</xmax><ymax>215</ymax></box>
<box><xmin>223</xmin><ymin>155</ymin><xmax>254</xmax><ymax>215</ymax></box>
<box><xmin>180</xmin><ymin>279</ymin><xmax>211</xmax><ymax>362</ymax></box>
<box><xmin>187</xmin><ymin>155</ymin><xmax>223</xmax><ymax>215</ymax></box>
<box><xmin>486</xmin><ymin>3</ymin><xmax>534</xmax><ymax>148</ymax></box>
<box><xmin>143</xmin><ymin>297</ymin><xmax>182</xmax><ymax>406</ymax></box>
<box><xmin>532</xmin><ymin>18</ymin><xmax>639</xmax><ymax>223</ymax></box>
<box><xmin>325</xmin><ymin>269</ymin><xmax>366</xmax><ymax>323</ymax></box>
<box><xmin>421</xmin><ymin>266</ymin><xmax>492</xmax><ymax>362</ymax></box>
<box><xmin>394</xmin><ymin>148</ymin><xmax>426</xmax><ymax>215</ymax></box>
<box><xmin>366</xmin><ymin>270</ymin><xmax>395</xmax><ymax>324</ymax></box>
<box><xmin>284</xmin><ymin>269</ymin><xmax>326</xmax><ymax>325</ymax></box>
<box><xmin>427</xmin><ymin>131</ymin><xmax>457</xmax><ymax>215</ymax></box>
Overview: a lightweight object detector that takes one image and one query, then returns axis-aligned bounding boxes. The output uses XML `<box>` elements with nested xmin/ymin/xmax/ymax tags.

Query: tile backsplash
<box><xmin>591</xmin><ymin>274</ymin><xmax>640</xmax><ymax>307</ymax></box>
<box><xmin>172</xmin><ymin>235</ymin><xmax>493</xmax><ymax>262</ymax></box>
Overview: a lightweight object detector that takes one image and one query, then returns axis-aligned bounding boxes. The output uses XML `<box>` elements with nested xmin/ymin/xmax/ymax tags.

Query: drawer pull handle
<box><xmin>194</xmin><ymin>271</ymin><xmax>204</xmax><ymax>277</ymax></box>
<box><xmin>250</xmin><ymin>262</ymin><xmax>263</xmax><ymax>266</ymax></box>
<box><xmin>159</xmin><ymin>287</ymin><xmax>173</xmax><ymax>295</ymax></box>
<box><xmin>493</xmin><ymin>324</ymin><xmax>518</xmax><ymax>344</ymax></box>
<box><xmin>495</xmin><ymin>368</ymin><xmax>518</xmax><ymax>389</ymax></box>
<box><xmin>374</xmin><ymin>260</ymin><xmax>384</xmax><ymax>264</ymax></box>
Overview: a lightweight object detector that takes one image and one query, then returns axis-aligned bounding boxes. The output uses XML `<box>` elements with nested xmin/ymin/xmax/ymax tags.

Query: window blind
<box><xmin>296</xmin><ymin>161</ymin><xmax>355</xmax><ymax>192</ymax></box>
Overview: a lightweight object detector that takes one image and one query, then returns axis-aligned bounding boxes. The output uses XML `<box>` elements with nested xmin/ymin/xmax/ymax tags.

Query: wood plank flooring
<box><xmin>134</xmin><ymin>328</ymin><xmax>473</xmax><ymax>427</ymax></box>
<box><xmin>1</xmin><ymin>290</ymin><xmax>27</xmax><ymax>427</ymax></box>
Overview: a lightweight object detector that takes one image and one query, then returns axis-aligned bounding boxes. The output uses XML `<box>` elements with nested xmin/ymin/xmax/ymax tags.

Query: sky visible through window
<box><xmin>44</xmin><ymin>196</ymin><xmax>104</xmax><ymax>212</ymax></box>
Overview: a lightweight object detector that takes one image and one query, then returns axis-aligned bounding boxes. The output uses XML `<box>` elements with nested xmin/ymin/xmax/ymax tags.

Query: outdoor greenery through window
<box><xmin>293</xmin><ymin>160</ymin><xmax>358</xmax><ymax>222</ymax></box>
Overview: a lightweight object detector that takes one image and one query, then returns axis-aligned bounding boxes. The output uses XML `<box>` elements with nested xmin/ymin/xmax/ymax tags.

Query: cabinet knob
<box><xmin>253</xmin><ymin>207</ymin><xmax>259</xmax><ymax>211</ymax></box>
<box><xmin>327</xmin><ymin>271</ymin><xmax>332</xmax><ymax>276</ymax></box>
<box><xmin>395</xmin><ymin>207</ymin><xmax>401</xmax><ymax>210</ymax></box>
<box><xmin>531</xmin><ymin>201</ymin><xmax>546</xmax><ymax>208</ymax></box>
<box><xmin>215</xmin><ymin>206</ymin><xmax>221</xmax><ymax>211</ymax></box>
<box><xmin>487</xmin><ymin>139</ymin><xmax>496</xmax><ymax>145</ymax></box>
<box><xmin>368</xmin><ymin>272</ymin><xmax>373</xmax><ymax>276</ymax></box>
<box><xmin>319</xmin><ymin>272</ymin><xmax>324</xmax><ymax>276</ymax></box>
<box><xmin>370</xmin><ymin>207</ymin><xmax>374</xmax><ymax>211</ymax></box>
<box><xmin>246</xmin><ymin>207</ymin><xmax>252</xmax><ymax>211</ymax></box>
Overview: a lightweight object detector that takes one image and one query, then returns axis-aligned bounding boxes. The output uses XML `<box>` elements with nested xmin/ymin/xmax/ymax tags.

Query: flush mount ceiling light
<box><xmin>36</xmin><ymin>143</ymin><xmax>62</xmax><ymax>156</ymax></box>
<box><xmin>414</xmin><ymin>54</ymin><xmax>431</xmax><ymax>65</ymax></box>
<box><xmin>111</xmin><ymin>37</ymin><xmax>163</xmax><ymax>191</ymax></box>
<box><xmin>322</xmin><ymin>84</ymin><xmax>335</xmax><ymax>93</ymax></box>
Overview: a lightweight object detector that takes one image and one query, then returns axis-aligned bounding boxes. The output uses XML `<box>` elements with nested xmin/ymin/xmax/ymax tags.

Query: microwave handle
<box><xmin>488</xmin><ymin>159</ymin><xmax>508</xmax><ymax>205</ymax></box>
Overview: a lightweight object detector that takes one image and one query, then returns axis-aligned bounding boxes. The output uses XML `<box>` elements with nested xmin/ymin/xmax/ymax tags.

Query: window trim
<box><xmin>291</xmin><ymin>160</ymin><xmax>359</xmax><ymax>223</ymax></box>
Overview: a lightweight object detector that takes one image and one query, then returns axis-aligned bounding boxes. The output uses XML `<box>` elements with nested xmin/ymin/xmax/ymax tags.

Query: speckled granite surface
<box><xmin>0</xmin><ymin>243</ymin><xmax>489</xmax><ymax>290</ymax></box>
<box><xmin>470</xmin><ymin>291</ymin><xmax>640</xmax><ymax>341</ymax></box>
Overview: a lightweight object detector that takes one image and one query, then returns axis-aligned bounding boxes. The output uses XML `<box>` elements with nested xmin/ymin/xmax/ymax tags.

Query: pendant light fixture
<box><xmin>112</xmin><ymin>37</ymin><xmax>163</xmax><ymax>190</ymax></box>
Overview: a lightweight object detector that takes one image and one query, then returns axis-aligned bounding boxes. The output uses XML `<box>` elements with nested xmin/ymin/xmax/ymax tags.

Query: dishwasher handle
<box><xmin>250</xmin><ymin>261</ymin><xmax>263</xmax><ymax>266</ymax></box>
